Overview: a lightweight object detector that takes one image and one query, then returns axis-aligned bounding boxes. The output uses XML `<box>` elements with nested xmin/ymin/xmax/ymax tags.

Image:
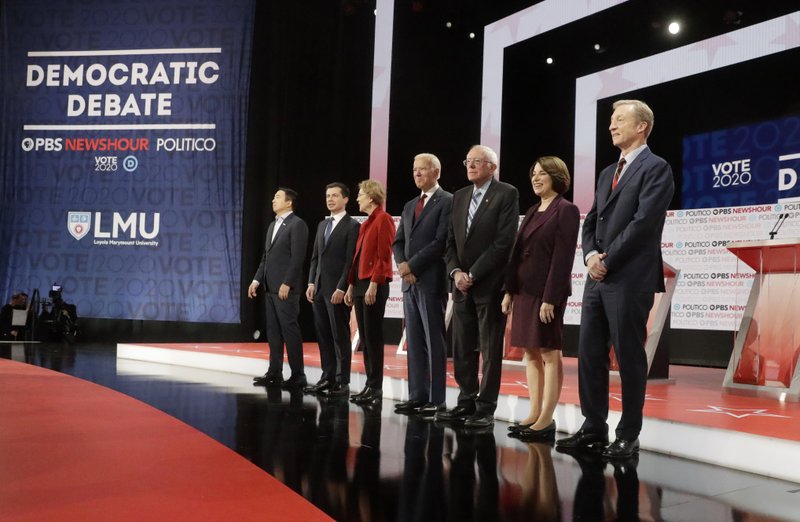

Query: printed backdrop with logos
<box><xmin>0</xmin><ymin>0</ymin><xmax>254</xmax><ymax>323</ymax></box>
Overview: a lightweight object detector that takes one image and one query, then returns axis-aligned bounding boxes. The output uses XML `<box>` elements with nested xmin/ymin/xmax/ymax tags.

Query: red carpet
<box><xmin>0</xmin><ymin>358</ymin><xmax>331</xmax><ymax>521</ymax></box>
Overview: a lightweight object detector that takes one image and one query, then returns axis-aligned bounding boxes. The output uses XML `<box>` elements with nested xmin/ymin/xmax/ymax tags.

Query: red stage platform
<box><xmin>117</xmin><ymin>342</ymin><xmax>800</xmax><ymax>484</ymax></box>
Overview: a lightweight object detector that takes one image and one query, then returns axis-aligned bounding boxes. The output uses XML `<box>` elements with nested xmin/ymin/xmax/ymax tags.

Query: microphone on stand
<box><xmin>768</xmin><ymin>213</ymin><xmax>788</xmax><ymax>240</ymax></box>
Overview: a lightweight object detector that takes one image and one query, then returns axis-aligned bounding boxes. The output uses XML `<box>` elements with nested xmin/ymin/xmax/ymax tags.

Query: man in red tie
<box><xmin>392</xmin><ymin>153</ymin><xmax>453</xmax><ymax>416</ymax></box>
<box><xmin>557</xmin><ymin>100</ymin><xmax>674</xmax><ymax>458</ymax></box>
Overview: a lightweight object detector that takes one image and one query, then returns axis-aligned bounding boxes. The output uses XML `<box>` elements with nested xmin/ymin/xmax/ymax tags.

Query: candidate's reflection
<box><xmin>563</xmin><ymin>449</ymin><xmax>644</xmax><ymax>521</ymax></box>
<box><xmin>448</xmin><ymin>428</ymin><xmax>499</xmax><ymax>521</ymax></box>
<box><xmin>519</xmin><ymin>442</ymin><xmax>560</xmax><ymax>521</ymax></box>
<box><xmin>353</xmin><ymin>401</ymin><xmax>384</xmax><ymax>521</ymax></box>
<box><xmin>399</xmin><ymin>417</ymin><xmax>445</xmax><ymax>521</ymax></box>
<box><xmin>310</xmin><ymin>395</ymin><xmax>350</xmax><ymax>519</ymax></box>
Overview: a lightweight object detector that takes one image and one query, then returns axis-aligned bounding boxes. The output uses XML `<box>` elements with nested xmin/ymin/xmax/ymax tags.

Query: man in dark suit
<box><xmin>249</xmin><ymin>187</ymin><xmax>309</xmax><ymax>388</ymax></box>
<box><xmin>304</xmin><ymin>182</ymin><xmax>360</xmax><ymax>397</ymax></box>
<box><xmin>556</xmin><ymin>99</ymin><xmax>674</xmax><ymax>458</ymax></box>
<box><xmin>436</xmin><ymin>145</ymin><xmax>519</xmax><ymax>428</ymax></box>
<box><xmin>392</xmin><ymin>153</ymin><xmax>453</xmax><ymax>416</ymax></box>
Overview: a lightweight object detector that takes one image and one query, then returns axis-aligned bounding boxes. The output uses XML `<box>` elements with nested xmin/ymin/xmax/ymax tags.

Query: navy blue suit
<box><xmin>579</xmin><ymin>146</ymin><xmax>674</xmax><ymax>439</ymax></box>
<box><xmin>308</xmin><ymin>214</ymin><xmax>360</xmax><ymax>384</ymax></box>
<box><xmin>392</xmin><ymin>187</ymin><xmax>453</xmax><ymax>404</ymax></box>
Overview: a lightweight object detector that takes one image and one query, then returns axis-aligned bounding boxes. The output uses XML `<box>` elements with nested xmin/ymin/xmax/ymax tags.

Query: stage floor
<box><xmin>117</xmin><ymin>341</ymin><xmax>800</xmax><ymax>484</ymax></box>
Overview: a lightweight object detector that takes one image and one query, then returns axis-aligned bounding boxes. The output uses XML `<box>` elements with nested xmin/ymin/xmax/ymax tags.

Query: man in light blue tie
<box><xmin>438</xmin><ymin>145</ymin><xmax>519</xmax><ymax>428</ymax></box>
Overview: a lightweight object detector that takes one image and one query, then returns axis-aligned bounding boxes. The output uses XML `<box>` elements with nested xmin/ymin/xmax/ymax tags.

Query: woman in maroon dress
<box><xmin>502</xmin><ymin>156</ymin><xmax>580</xmax><ymax>442</ymax></box>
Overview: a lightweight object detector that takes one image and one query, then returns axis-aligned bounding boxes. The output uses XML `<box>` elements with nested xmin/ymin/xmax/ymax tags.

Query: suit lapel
<box><xmin>466</xmin><ymin>181</ymin><xmax>495</xmax><ymax>240</ymax></box>
<box><xmin>599</xmin><ymin>149</ymin><xmax>650</xmax><ymax>214</ymax></box>
<box><xmin>524</xmin><ymin>197</ymin><xmax>560</xmax><ymax>240</ymax></box>
<box><xmin>411</xmin><ymin>189</ymin><xmax>441</xmax><ymax>231</ymax></box>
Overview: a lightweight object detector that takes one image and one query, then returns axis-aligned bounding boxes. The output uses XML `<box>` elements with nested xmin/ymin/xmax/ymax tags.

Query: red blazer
<box><xmin>349</xmin><ymin>206</ymin><xmax>396</xmax><ymax>284</ymax></box>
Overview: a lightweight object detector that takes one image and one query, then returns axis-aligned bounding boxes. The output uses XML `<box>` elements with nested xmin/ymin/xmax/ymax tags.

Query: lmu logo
<box><xmin>67</xmin><ymin>211</ymin><xmax>160</xmax><ymax>240</ymax></box>
<box><xmin>67</xmin><ymin>212</ymin><xmax>91</xmax><ymax>240</ymax></box>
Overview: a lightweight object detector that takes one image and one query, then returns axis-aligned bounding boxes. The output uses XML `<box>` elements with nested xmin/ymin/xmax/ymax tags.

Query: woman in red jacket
<box><xmin>502</xmin><ymin>156</ymin><xmax>580</xmax><ymax>441</ymax></box>
<box><xmin>345</xmin><ymin>179</ymin><xmax>396</xmax><ymax>405</ymax></box>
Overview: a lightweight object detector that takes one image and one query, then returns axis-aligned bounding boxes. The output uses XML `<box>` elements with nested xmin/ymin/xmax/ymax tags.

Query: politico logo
<box><xmin>67</xmin><ymin>211</ymin><xmax>161</xmax><ymax>245</ymax></box>
<box><xmin>67</xmin><ymin>212</ymin><xmax>91</xmax><ymax>240</ymax></box>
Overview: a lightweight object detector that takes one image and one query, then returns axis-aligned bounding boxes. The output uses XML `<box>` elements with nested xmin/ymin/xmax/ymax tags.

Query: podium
<box><xmin>609</xmin><ymin>261</ymin><xmax>679</xmax><ymax>380</ymax></box>
<box><xmin>724</xmin><ymin>239</ymin><xmax>800</xmax><ymax>401</ymax></box>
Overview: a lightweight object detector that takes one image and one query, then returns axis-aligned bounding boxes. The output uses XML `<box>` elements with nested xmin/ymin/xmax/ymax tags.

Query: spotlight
<box><xmin>469</xmin><ymin>32</ymin><xmax>475</xmax><ymax>39</ymax></box>
<box><xmin>546</xmin><ymin>57</ymin><xmax>554</xmax><ymax>65</ymax></box>
<box><xmin>668</xmin><ymin>21</ymin><xmax>680</xmax><ymax>35</ymax></box>
<box><xmin>594</xmin><ymin>43</ymin><xmax>601</xmax><ymax>51</ymax></box>
<box><xmin>446</xmin><ymin>21</ymin><xmax>452</xmax><ymax>29</ymax></box>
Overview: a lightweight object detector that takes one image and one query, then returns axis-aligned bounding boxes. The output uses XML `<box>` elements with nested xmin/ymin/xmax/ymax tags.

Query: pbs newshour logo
<box><xmin>67</xmin><ymin>211</ymin><xmax>160</xmax><ymax>247</ymax></box>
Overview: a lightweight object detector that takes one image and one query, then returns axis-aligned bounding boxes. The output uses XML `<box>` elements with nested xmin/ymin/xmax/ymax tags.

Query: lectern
<box><xmin>724</xmin><ymin>239</ymin><xmax>800</xmax><ymax>400</ymax></box>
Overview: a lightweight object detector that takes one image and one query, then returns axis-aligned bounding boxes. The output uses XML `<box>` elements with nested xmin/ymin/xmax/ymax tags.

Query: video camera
<box><xmin>38</xmin><ymin>283</ymin><xmax>78</xmax><ymax>342</ymax></box>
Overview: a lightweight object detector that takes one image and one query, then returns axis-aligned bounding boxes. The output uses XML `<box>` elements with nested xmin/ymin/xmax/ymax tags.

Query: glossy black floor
<box><xmin>3</xmin><ymin>342</ymin><xmax>798</xmax><ymax>521</ymax></box>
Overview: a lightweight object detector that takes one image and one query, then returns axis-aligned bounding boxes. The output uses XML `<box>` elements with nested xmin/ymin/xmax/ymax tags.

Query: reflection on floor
<box><xmin>2</xmin><ymin>342</ymin><xmax>799</xmax><ymax>521</ymax></box>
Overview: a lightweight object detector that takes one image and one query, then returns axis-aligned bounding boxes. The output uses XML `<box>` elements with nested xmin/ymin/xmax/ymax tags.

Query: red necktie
<box><xmin>612</xmin><ymin>158</ymin><xmax>626</xmax><ymax>190</ymax></box>
<box><xmin>414</xmin><ymin>194</ymin><xmax>427</xmax><ymax>222</ymax></box>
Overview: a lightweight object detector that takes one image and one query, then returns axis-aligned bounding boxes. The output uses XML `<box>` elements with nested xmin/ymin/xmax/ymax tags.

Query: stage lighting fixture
<box><xmin>668</xmin><ymin>21</ymin><xmax>681</xmax><ymax>34</ymax></box>
<box><xmin>446</xmin><ymin>21</ymin><xmax>452</xmax><ymax>28</ymax></box>
<box><xmin>469</xmin><ymin>32</ymin><xmax>475</xmax><ymax>39</ymax></box>
<box><xmin>546</xmin><ymin>57</ymin><xmax>554</xmax><ymax>65</ymax></box>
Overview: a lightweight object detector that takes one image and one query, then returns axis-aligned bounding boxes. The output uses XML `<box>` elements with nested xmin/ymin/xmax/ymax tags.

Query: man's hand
<box><xmin>587</xmin><ymin>253</ymin><xmax>608</xmax><ymax>281</ymax></box>
<box><xmin>278</xmin><ymin>284</ymin><xmax>291</xmax><ymax>301</ymax></box>
<box><xmin>305</xmin><ymin>284</ymin><xmax>315</xmax><ymax>303</ymax></box>
<box><xmin>344</xmin><ymin>285</ymin><xmax>354</xmax><ymax>306</ymax></box>
<box><xmin>397</xmin><ymin>261</ymin><xmax>411</xmax><ymax>277</ymax></box>
<box><xmin>454</xmin><ymin>270</ymin><xmax>473</xmax><ymax>293</ymax></box>
<box><xmin>402</xmin><ymin>273</ymin><xmax>417</xmax><ymax>285</ymax></box>
<box><xmin>247</xmin><ymin>281</ymin><xmax>259</xmax><ymax>298</ymax></box>
<box><xmin>331</xmin><ymin>289</ymin><xmax>345</xmax><ymax>305</ymax></box>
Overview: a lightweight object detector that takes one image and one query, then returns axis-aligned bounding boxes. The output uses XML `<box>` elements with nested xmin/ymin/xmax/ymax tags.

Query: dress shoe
<box><xmin>463</xmin><ymin>413</ymin><xmax>494</xmax><ymax>429</ymax></box>
<box><xmin>394</xmin><ymin>400</ymin><xmax>427</xmax><ymax>413</ymax></box>
<box><xmin>433</xmin><ymin>404</ymin><xmax>475</xmax><ymax>422</ymax></box>
<box><xmin>253</xmin><ymin>373</ymin><xmax>282</xmax><ymax>387</ymax></box>
<box><xmin>350</xmin><ymin>386</ymin><xmax>371</xmax><ymax>402</ymax></box>
<box><xmin>280</xmin><ymin>375</ymin><xmax>308</xmax><ymax>389</ymax></box>
<box><xmin>602</xmin><ymin>438</ymin><xmax>639</xmax><ymax>459</ymax></box>
<box><xmin>514</xmin><ymin>421</ymin><xmax>556</xmax><ymax>442</ymax></box>
<box><xmin>507</xmin><ymin>421</ymin><xmax>534</xmax><ymax>434</ymax></box>
<box><xmin>411</xmin><ymin>402</ymin><xmax>446</xmax><ymax>417</ymax></box>
<box><xmin>353</xmin><ymin>388</ymin><xmax>382</xmax><ymax>405</ymax></box>
<box><xmin>303</xmin><ymin>380</ymin><xmax>332</xmax><ymax>394</ymax></box>
<box><xmin>556</xmin><ymin>429</ymin><xmax>608</xmax><ymax>451</ymax></box>
<box><xmin>320</xmin><ymin>383</ymin><xmax>350</xmax><ymax>397</ymax></box>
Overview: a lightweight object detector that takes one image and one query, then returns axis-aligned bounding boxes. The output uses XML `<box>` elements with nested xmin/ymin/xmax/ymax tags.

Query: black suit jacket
<box><xmin>392</xmin><ymin>187</ymin><xmax>453</xmax><ymax>294</ymax></box>
<box><xmin>254</xmin><ymin>213</ymin><xmax>309</xmax><ymax>294</ymax></box>
<box><xmin>582</xmin><ymin>147</ymin><xmax>674</xmax><ymax>292</ymax></box>
<box><xmin>308</xmin><ymin>214</ymin><xmax>360</xmax><ymax>298</ymax></box>
<box><xmin>446</xmin><ymin>179</ymin><xmax>519</xmax><ymax>303</ymax></box>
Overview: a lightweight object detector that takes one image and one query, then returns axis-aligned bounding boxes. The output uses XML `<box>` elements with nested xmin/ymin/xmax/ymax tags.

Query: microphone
<box><xmin>769</xmin><ymin>213</ymin><xmax>788</xmax><ymax>240</ymax></box>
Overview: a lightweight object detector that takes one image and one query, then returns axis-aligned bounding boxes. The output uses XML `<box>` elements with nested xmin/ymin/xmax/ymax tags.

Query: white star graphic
<box><xmin>688</xmin><ymin>406</ymin><xmax>790</xmax><ymax>419</ymax></box>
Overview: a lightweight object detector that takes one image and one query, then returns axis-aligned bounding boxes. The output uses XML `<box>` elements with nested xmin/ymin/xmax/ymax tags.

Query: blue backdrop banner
<box><xmin>682</xmin><ymin>115</ymin><xmax>800</xmax><ymax>209</ymax></box>
<box><xmin>0</xmin><ymin>0</ymin><xmax>254</xmax><ymax>323</ymax></box>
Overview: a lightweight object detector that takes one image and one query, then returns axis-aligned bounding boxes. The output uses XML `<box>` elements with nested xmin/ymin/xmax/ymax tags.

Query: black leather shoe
<box><xmin>353</xmin><ymin>388</ymin><xmax>382</xmax><ymax>404</ymax></box>
<box><xmin>507</xmin><ymin>421</ymin><xmax>534</xmax><ymax>434</ymax></box>
<box><xmin>350</xmin><ymin>386</ymin><xmax>371</xmax><ymax>402</ymax></box>
<box><xmin>281</xmin><ymin>375</ymin><xmax>308</xmax><ymax>389</ymax></box>
<box><xmin>320</xmin><ymin>383</ymin><xmax>350</xmax><ymax>397</ymax></box>
<box><xmin>253</xmin><ymin>373</ymin><xmax>283</xmax><ymax>387</ymax></box>
<box><xmin>412</xmin><ymin>402</ymin><xmax>446</xmax><ymax>417</ymax></box>
<box><xmin>514</xmin><ymin>421</ymin><xmax>556</xmax><ymax>442</ymax></box>
<box><xmin>464</xmin><ymin>413</ymin><xmax>494</xmax><ymax>429</ymax></box>
<box><xmin>434</xmin><ymin>404</ymin><xmax>475</xmax><ymax>422</ymax></box>
<box><xmin>303</xmin><ymin>380</ymin><xmax>332</xmax><ymax>394</ymax></box>
<box><xmin>602</xmin><ymin>438</ymin><xmax>639</xmax><ymax>459</ymax></box>
<box><xmin>556</xmin><ymin>429</ymin><xmax>608</xmax><ymax>451</ymax></box>
<box><xmin>395</xmin><ymin>400</ymin><xmax>427</xmax><ymax>413</ymax></box>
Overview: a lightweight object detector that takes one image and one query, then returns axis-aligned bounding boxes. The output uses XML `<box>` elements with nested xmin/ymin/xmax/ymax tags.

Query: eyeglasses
<box><xmin>463</xmin><ymin>158</ymin><xmax>492</xmax><ymax>166</ymax></box>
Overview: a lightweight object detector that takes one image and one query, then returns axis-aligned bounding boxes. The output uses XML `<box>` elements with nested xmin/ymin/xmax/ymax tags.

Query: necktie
<box><xmin>466</xmin><ymin>189</ymin><xmax>481</xmax><ymax>234</ymax></box>
<box><xmin>414</xmin><ymin>194</ymin><xmax>427</xmax><ymax>222</ymax></box>
<box><xmin>323</xmin><ymin>217</ymin><xmax>334</xmax><ymax>245</ymax></box>
<box><xmin>271</xmin><ymin>218</ymin><xmax>282</xmax><ymax>243</ymax></box>
<box><xmin>612</xmin><ymin>158</ymin><xmax>626</xmax><ymax>190</ymax></box>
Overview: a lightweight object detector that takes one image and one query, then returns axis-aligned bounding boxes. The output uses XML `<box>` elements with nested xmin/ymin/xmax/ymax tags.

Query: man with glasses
<box><xmin>437</xmin><ymin>145</ymin><xmax>519</xmax><ymax>428</ymax></box>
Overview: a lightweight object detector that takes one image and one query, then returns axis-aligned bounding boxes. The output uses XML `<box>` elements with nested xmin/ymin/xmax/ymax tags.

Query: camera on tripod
<box><xmin>37</xmin><ymin>283</ymin><xmax>78</xmax><ymax>342</ymax></box>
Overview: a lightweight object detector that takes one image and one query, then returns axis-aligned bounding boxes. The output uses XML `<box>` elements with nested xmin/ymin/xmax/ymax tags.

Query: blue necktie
<box><xmin>323</xmin><ymin>217</ymin><xmax>334</xmax><ymax>245</ymax></box>
<box><xmin>466</xmin><ymin>190</ymin><xmax>481</xmax><ymax>235</ymax></box>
